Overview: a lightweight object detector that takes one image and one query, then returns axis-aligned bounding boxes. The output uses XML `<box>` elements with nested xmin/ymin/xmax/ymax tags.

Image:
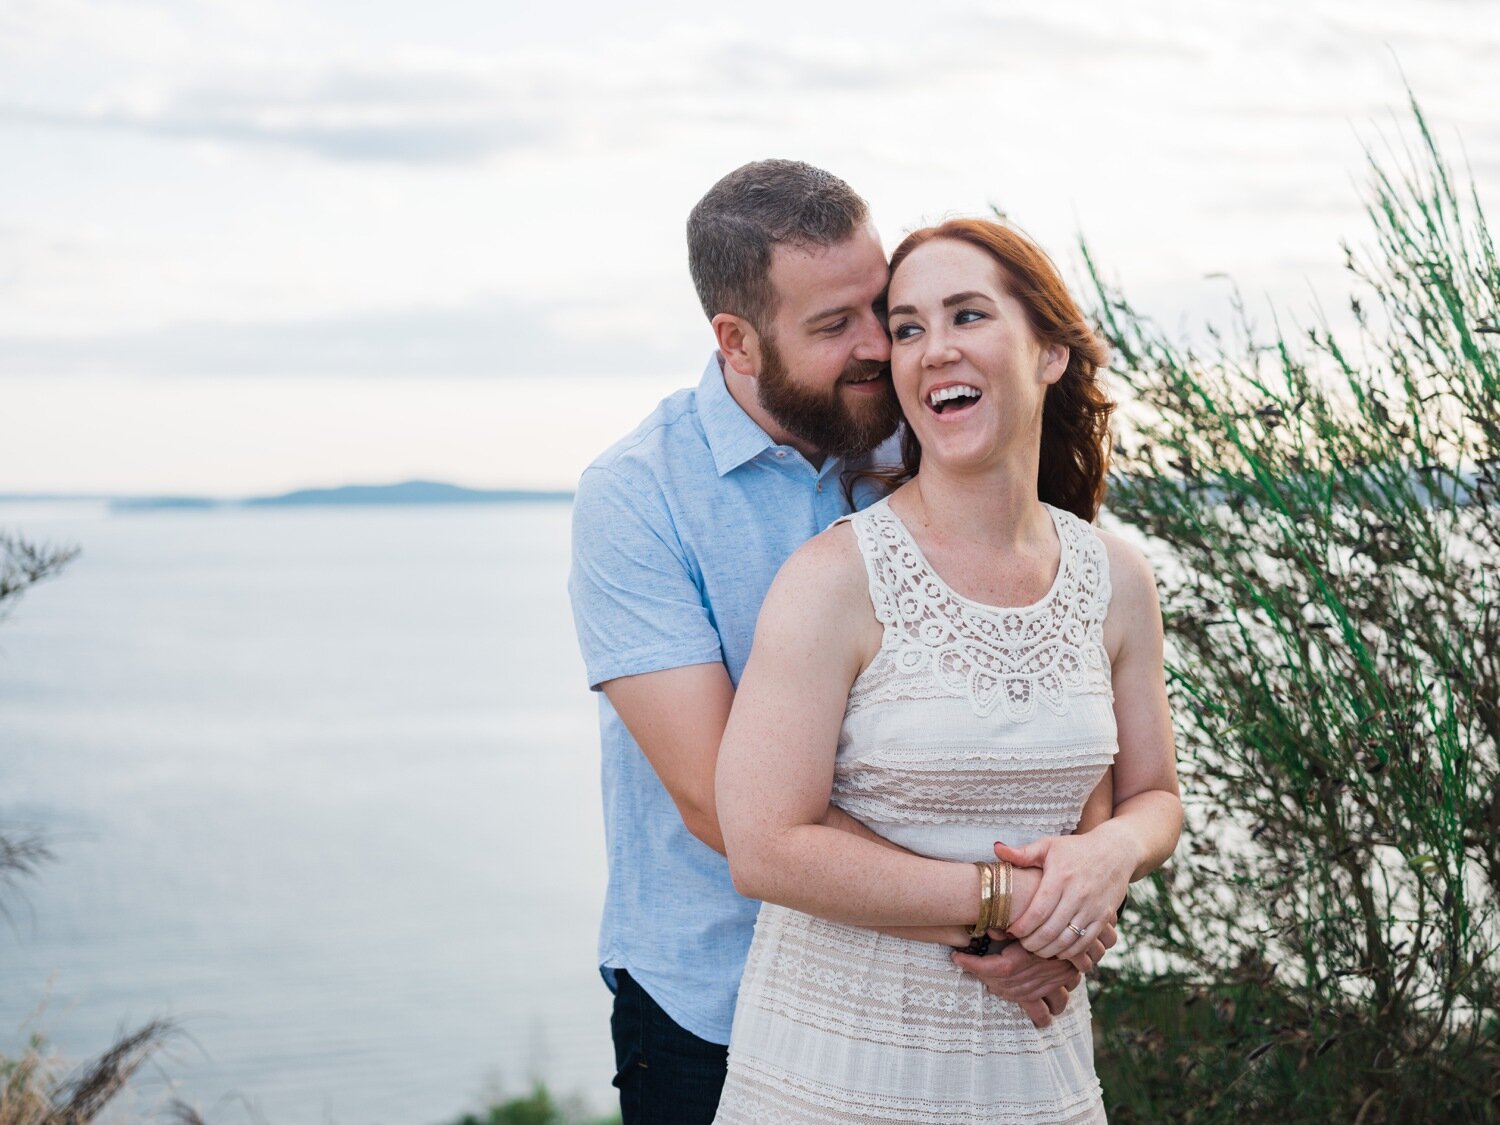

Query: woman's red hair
<box><xmin>885</xmin><ymin>219</ymin><xmax>1113</xmax><ymax>522</ymax></box>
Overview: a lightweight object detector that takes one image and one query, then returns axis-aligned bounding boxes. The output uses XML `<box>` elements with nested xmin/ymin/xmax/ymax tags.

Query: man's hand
<box><xmin>950</xmin><ymin>942</ymin><xmax>1081</xmax><ymax>1028</ymax></box>
<box><xmin>1019</xmin><ymin>917</ymin><xmax>1116</xmax><ymax>975</ymax></box>
<box><xmin>879</xmin><ymin>924</ymin><xmax>976</xmax><ymax>946</ymax></box>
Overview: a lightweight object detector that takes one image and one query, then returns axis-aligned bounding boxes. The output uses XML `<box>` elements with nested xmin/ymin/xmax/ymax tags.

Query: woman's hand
<box><xmin>994</xmin><ymin>832</ymin><xmax>1134</xmax><ymax>963</ymax></box>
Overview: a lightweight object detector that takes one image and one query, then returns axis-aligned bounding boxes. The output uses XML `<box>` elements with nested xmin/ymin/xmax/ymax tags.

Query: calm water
<box><xmin>0</xmin><ymin>502</ymin><xmax>615</xmax><ymax>1123</ymax></box>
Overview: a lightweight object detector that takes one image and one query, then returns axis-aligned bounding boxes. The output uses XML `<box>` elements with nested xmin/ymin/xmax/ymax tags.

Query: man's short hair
<box><xmin>687</xmin><ymin>159</ymin><xmax>870</xmax><ymax>333</ymax></box>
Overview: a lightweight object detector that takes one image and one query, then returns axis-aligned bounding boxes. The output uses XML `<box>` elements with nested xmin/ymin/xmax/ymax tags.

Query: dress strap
<box><xmin>841</xmin><ymin>501</ymin><xmax>903</xmax><ymax>644</ymax></box>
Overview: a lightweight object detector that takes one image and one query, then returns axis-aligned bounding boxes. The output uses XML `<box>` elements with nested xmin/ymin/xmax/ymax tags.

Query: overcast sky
<box><xmin>2</xmin><ymin>0</ymin><xmax>1496</xmax><ymax>494</ymax></box>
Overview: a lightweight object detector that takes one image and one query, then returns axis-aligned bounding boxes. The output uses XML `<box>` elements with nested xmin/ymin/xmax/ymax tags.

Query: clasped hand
<box><xmin>886</xmin><ymin>829</ymin><xmax>1129</xmax><ymax>1029</ymax></box>
<box><xmin>992</xmin><ymin>832</ymin><xmax>1133</xmax><ymax>964</ymax></box>
<box><xmin>950</xmin><ymin>925</ymin><xmax>1114</xmax><ymax>1029</ymax></box>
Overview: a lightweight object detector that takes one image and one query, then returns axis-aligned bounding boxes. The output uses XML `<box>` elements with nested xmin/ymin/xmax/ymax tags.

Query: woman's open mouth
<box><xmin>926</xmin><ymin>383</ymin><xmax>982</xmax><ymax>415</ymax></box>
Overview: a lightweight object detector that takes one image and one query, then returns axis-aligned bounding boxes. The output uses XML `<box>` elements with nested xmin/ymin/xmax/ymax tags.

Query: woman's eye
<box><xmin>891</xmin><ymin>323</ymin><xmax>920</xmax><ymax>340</ymax></box>
<box><xmin>955</xmin><ymin>309</ymin><xmax>985</xmax><ymax>325</ymax></box>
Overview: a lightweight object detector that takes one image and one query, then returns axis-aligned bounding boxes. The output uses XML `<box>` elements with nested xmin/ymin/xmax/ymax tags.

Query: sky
<box><xmin>2</xmin><ymin>0</ymin><xmax>1497</xmax><ymax>495</ymax></box>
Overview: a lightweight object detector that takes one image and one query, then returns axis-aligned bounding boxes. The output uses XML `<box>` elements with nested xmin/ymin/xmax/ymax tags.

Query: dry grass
<box><xmin>0</xmin><ymin>1019</ymin><xmax>210</xmax><ymax>1125</ymax></box>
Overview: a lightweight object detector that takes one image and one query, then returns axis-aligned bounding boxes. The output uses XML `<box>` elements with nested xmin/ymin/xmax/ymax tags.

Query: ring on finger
<box><xmin>1067</xmin><ymin>922</ymin><xmax>1090</xmax><ymax>938</ymax></box>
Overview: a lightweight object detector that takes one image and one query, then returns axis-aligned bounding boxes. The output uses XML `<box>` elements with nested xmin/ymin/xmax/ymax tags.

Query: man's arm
<box><xmin>606</xmin><ymin>655</ymin><xmax>1114</xmax><ymax>1027</ymax></box>
<box><xmin>604</xmin><ymin>661</ymin><xmax>938</xmax><ymax>858</ymax></box>
<box><xmin>588</xmin><ymin>588</ymin><xmax>1083</xmax><ymax>1000</ymax></box>
<box><xmin>605</xmin><ymin>661</ymin><xmax>977</xmax><ymax>949</ymax></box>
<box><xmin>601</xmin><ymin>663</ymin><xmax>734</xmax><ymax>854</ymax></box>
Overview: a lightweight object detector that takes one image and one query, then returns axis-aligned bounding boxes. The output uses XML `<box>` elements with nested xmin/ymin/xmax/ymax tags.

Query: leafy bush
<box><xmin>1088</xmin><ymin>95</ymin><xmax>1499</xmax><ymax>1122</ymax></box>
<box><xmin>447</xmin><ymin>1083</ymin><xmax>619</xmax><ymax>1125</ymax></box>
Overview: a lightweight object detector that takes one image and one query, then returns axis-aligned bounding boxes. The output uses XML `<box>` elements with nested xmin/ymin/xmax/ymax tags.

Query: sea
<box><xmin>0</xmin><ymin>500</ymin><xmax>616</xmax><ymax>1124</ymax></box>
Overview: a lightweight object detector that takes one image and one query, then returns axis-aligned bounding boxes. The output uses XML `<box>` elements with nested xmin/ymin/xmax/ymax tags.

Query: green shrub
<box><xmin>447</xmin><ymin>1083</ymin><xmax>619</xmax><ymax>1125</ymax></box>
<box><xmin>1087</xmin><ymin>94</ymin><xmax>1500</xmax><ymax>1122</ymax></box>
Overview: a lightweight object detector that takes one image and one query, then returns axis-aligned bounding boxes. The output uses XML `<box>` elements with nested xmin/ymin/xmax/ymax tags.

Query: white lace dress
<box><xmin>714</xmin><ymin>497</ymin><xmax>1116</xmax><ymax>1124</ymax></box>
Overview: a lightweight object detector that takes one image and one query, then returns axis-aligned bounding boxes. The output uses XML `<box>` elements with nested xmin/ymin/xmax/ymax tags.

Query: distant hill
<box><xmin>108</xmin><ymin>495</ymin><xmax>221</xmax><ymax>510</ymax></box>
<box><xmin>39</xmin><ymin>481</ymin><xmax>579</xmax><ymax>512</ymax></box>
<box><xmin>241</xmin><ymin>480</ymin><xmax>574</xmax><ymax>507</ymax></box>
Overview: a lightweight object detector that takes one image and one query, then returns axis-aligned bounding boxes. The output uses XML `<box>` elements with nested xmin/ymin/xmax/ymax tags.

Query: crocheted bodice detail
<box><xmin>846</xmin><ymin>497</ymin><xmax>1113</xmax><ymax>722</ymax></box>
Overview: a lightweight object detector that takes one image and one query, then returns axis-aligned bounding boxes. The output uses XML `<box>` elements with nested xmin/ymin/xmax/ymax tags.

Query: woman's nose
<box><xmin>922</xmin><ymin>329</ymin><xmax>960</xmax><ymax>368</ymax></box>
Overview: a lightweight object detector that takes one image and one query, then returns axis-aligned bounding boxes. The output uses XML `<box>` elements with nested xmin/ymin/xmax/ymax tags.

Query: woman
<box><xmin>712</xmin><ymin>218</ymin><xmax>1182</xmax><ymax>1123</ymax></box>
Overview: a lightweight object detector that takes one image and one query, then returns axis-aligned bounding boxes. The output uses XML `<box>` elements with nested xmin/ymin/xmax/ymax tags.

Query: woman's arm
<box><xmin>716</xmin><ymin>526</ymin><xmax>1043</xmax><ymax>930</ymax></box>
<box><xmin>993</xmin><ymin>533</ymin><xmax>1183</xmax><ymax>961</ymax></box>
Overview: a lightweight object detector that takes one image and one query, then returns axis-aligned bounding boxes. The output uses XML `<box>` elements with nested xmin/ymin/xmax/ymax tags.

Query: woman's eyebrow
<box><xmin>941</xmin><ymin>290</ymin><xmax>991</xmax><ymax>308</ymax></box>
<box><xmin>887</xmin><ymin>290</ymin><xmax>994</xmax><ymax>319</ymax></box>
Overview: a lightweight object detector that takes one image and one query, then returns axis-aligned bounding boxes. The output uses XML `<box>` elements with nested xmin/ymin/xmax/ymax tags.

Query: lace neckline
<box><xmin>872</xmin><ymin>496</ymin><xmax>1070</xmax><ymax>616</ymax></box>
<box><xmin>847</xmin><ymin>495</ymin><xmax>1112</xmax><ymax>720</ymax></box>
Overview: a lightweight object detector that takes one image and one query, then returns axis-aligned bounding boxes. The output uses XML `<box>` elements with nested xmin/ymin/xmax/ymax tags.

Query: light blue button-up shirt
<box><xmin>568</xmin><ymin>353</ymin><xmax>886</xmax><ymax>1043</ymax></box>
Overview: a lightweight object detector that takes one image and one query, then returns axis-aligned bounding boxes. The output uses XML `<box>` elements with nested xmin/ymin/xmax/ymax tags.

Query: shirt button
<box><xmin>816</xmin><ymin>483</ymin><xmax>823</xmax><ymax>492</ymax></box>
<box><xmin>775</xmin><ymin>451</ymin><xmax>787</xmax><ymax>459</ymax></box>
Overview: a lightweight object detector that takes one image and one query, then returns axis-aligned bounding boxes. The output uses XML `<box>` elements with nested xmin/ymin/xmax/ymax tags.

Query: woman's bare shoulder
<box><xmin>748</xmin><ymin>520</ymin><xmax>881</xmax><ymax>682</ymax></box>
<box><xmin>1092</xmin><ymin>526</ymin><xmax>1163</xmax><ymax>643</ymax></box>
<box><xmin>767</xmin><ymin>520</ymin><xmax>870</xmax><ymax>614</ymax></box>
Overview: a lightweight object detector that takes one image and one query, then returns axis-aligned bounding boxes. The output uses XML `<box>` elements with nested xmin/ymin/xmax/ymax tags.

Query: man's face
<box><xmin>755</xmin><ymin>222</ymin><xmax>900</xmax><ymax>460</ymax></box>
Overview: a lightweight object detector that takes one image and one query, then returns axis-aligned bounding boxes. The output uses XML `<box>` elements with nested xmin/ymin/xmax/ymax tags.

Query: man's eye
<box><xmin>821</xmin><ymin>319</ymin><xmax>848</xmax><ymax>334</ymax></box>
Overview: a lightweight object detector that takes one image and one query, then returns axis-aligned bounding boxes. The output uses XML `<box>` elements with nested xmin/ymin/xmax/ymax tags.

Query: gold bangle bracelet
<box><xmin>983</xmin><ymin>861</ymin><xmax>1003</xmax><ymax>932</ymax></box>
<box><xmin>971</xmin><ymin>861</ymin><xmax>994</xmax><ymax>938</ymax></box>
<box><xmin>993</xmin><ymin>860</ymin><xmax>1013</xmax><ymax>933</ymax></box>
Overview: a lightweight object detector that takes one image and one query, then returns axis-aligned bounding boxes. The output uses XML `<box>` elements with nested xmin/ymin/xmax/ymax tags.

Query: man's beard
<box><xmin>756</xmin><ymin>336</ymin><xmax>902</xmax><ymax>461</ymax></box>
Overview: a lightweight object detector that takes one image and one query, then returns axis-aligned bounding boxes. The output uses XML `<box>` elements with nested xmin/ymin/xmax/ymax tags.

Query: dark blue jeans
<box><xmin>610</xmin><ymin>969</ymin><xmax>728</xmax><ymax>1124</ymax></box>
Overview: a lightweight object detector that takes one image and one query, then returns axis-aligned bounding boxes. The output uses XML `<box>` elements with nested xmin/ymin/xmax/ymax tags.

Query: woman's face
<box><xmin>886</xmin><ymin>238</ymin><xmax>1066</xmax><ymax>472</ymax></box>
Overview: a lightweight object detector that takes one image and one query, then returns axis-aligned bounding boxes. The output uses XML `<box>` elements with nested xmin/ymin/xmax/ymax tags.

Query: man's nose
<box><xmin>853</xmin><ymin>313</ymin><xmax>891</xmax><ymax>362</ymax></box>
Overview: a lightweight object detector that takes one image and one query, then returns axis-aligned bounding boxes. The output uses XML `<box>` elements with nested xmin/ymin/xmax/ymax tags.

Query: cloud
<box><xmin>0</xmin><ymin>295</ymin><xmax>698</xmax><ymax>379</ymax></box>
<box><xmin>0</xmin><ymin>61</ymin><xmax>549</xmax><ymax>164</ymax></box>
<box><xmin>704</xmin><ymin>40</ymin><xmax>897</xmax><ymax>94</ymax></box>
<box><xmin>0</xmin><ymin>8</ymin><xmax>1211</xmax><ymax>167</ymax></box>
<box><xmin>5</xmin><ymin>104</ymin><xmax>541</xmax><ymax>164</ymax></box>
<box><xmin>965</xmin><ymin>9</ymin><xmax>1206</xmax><ymax>64</ymax></box>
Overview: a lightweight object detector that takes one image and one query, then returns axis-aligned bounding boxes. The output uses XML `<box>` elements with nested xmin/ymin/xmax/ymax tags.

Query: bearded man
<box><xmin>568</xmin><ymin>160</ymin><xmax>1099</xmax><ymax>1124</ymax></box>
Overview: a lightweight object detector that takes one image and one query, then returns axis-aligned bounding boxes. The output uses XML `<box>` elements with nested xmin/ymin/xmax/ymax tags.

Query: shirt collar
<box><xmin>697</xmin><ymin>352</ymin><xmax>777</xmax><ymax>477</ymax></box>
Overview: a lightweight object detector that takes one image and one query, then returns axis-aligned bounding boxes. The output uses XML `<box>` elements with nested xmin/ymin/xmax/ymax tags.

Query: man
<box><xmin>568</xmin><ymin>160</ymin><xmax>1106</xmax><ymax>1123</ymax></box>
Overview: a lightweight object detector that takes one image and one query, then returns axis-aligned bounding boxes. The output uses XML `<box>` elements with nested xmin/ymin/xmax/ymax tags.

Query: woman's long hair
<box><xmin>876</xmin><ymin>219</ymin><xmax>1114</xmax><ymax>522</ymax></box>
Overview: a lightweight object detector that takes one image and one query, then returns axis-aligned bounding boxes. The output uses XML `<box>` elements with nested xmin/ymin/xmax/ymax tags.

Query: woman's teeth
<box><xmin>928</xmin><ymin>385</ymin><xmax>981</xmax><ymax>413</ymax></box>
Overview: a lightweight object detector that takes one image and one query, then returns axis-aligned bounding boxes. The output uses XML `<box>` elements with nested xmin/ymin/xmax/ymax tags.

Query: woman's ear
<box><xmin>1040</xmin><ymin>343</ymin><xmax>1069</xmax><ymax>386</ymax></box>
<box><xmin>713</xmin><ymin>313</ymin><xmax>762</xmax><ymax>378</ymax></box>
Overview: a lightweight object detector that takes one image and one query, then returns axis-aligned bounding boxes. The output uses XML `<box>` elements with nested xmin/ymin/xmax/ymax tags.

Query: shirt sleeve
<box><xmin>568</xmin><ymin>464</ymin><xmax>725</xmax><ymax>690</ymax></box>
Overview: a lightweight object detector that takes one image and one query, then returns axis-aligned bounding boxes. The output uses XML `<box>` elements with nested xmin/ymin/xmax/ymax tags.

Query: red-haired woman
<box><xmin>712</xmin><ymin>219</ymin><xmax>1182</xmax><ymax>1122</ymax></box>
